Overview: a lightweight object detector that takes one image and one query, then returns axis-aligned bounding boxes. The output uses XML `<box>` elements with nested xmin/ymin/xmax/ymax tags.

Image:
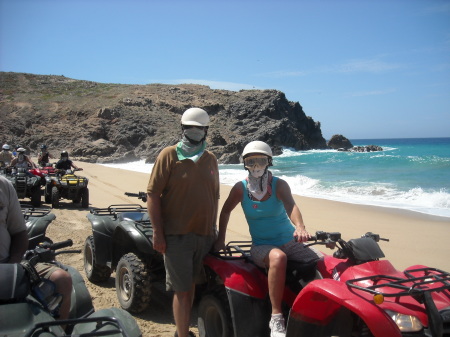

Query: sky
<box><xmin>1</xmin><ymin>0</ymin><xmax>449</xmax><ymax>140</ymax></box>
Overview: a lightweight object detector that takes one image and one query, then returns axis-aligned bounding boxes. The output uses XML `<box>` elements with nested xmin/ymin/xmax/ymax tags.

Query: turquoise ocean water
<box><xmin>102</xmin><ymin>138</ymin><xmax>450</xmax><ymax>218</ymax></box>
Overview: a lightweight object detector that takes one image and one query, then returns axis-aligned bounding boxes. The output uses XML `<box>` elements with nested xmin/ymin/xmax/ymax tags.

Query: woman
<box><xmin>215</xmin><ymin>140</ymin><xmax>321</xmax><ymax>337</ymax></box>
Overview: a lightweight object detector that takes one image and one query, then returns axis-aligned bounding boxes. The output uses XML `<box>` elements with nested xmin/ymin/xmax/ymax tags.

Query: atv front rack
<box><xmin>346</xmin><ymin>267</ymin><xmax>450</xmax><ymax>298</ymax></box>
<box><xmin>24</xmin><ymin>315</ymin><xmax>133</xmax><ymax>337</ymax></box>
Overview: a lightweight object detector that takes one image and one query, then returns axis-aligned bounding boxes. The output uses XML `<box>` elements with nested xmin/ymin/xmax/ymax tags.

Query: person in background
<box><xmin>214</xmin><ymin>140</ymin><xmax>322</xmax><ymax>337</ymax></box>
<box><xmin>37</xmin><ymin>144</ymin><xmax>54</xmax><ymax>167</ymax></box>
<box><xmin>0</xmin><ymin>144</ymin><xmax>14</xmax><ymax>166</ymax></box>
<box><xmin>55</xmin><ymin>151</ymin><xmax>81</xmax><ymax>171</ymax></box>
<box><xmin>146</xmin><ymin>107</ymin><xmax>220</xmax><ymax>337</ymax></box>
<box><xmin>0</xmin><ymin>174</ymin><xmax>72</xmax><ymax>321</ymax></box>
<box><xmin>10</xmin><ymin>147</ymin><xmax>37</xmax><ymax>171</ymax></box>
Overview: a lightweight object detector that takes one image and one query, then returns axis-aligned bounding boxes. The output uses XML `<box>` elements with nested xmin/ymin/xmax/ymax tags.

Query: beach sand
<box><xmin>41</xmin><ymin>160</ymin><xmax>450</xmax><ymax>336</ymax></box>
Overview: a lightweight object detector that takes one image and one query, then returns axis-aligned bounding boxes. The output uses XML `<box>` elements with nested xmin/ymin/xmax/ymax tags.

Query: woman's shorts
<box><xmin>164</xmin><ymin>233</ymin><xmax>214</xmax><ymax>292</ymax></box>
<box><xmin>250</xmin><ymin>239</ymin><xmax>323</xmax><ymax>268</ymax></box>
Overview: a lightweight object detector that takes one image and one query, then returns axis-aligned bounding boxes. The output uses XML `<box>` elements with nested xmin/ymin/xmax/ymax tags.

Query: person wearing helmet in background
<box><xmin>37</xmin><ymin>144</ymin><xmax>54</xmax><ymax>167</ymax></box>
<box><xmin>146</xmin><ymin>107</ymin><xmax>219</xmax><ymax>337</ymax></box>
<box><xmin>10</xmin><ymin>147</ymin><xmax>37</xmax><ymax>171</ymax></box>
<box><xmin>0</xmin><ymin>144</ymin><xmax>14</xmax><ymax>166</ymax></box>
<box><xmin>55</xmin><ymin>151</ymin><xmax>81</xmax><ymax>171</ymax></box>
<box><xmin>215</xmin><ymin>140</ymin><xmax>322</xmax><ymax>337</ymax></box>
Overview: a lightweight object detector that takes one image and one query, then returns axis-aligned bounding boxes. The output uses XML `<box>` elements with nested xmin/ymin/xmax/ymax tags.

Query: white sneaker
<box><xmin>269</xmin><ymin>315</ymin><xmax>286</xmax><ymax>337</ymax></box>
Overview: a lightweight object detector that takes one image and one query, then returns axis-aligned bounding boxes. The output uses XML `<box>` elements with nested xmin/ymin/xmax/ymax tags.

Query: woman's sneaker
<box><xmin>269</xmin><ymin>314</ymin><xmax>286</xmax><ymax>337</ymax></box>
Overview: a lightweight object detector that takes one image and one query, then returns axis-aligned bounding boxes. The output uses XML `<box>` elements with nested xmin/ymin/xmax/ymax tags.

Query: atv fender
<box><xmin>27</xmin><ymin>213</ymin><xmax>56</xmax><ymax>249</ymax></box>
<box><xmin>110</xmin><ymin>221</ymin><xmax>155</xmax><ymax>267</ymax></box>
<box><xmin>65</xmin><ymin>264</ymin><xmax>95</xmax><ymax>319</ymax></box>
<box><xmin>203</xmin><ymin>254</ymin><xmax>268</xmax><ymax>298</ymax></box>
<box><xmin>72</xmin><ymin>307</ymin><xmax>142</xmax><ymax>337</ymax></box>
<box><xmin>86</xmin><ymin>214</ymin><xmax>117</xmax><ymax>266</ymax></box>
<box><xmin>289</xmin><ymin>279</ymin><xmax>401</xmax><ymax>337</ymax></box>
<box><xmin>203</xmin><ymin>255</ymin><xmax>271</xmax><ymax>337</ymax></box>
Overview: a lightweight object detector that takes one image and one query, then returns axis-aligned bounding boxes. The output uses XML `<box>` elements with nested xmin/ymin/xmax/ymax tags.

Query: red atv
<box><xmin>197</xmin><ymin>232</ymin><xmax>450</xmax><ymax>337</ymax></box>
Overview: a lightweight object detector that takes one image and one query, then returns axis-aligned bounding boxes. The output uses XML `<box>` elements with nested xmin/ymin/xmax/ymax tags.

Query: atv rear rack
<box><xmin>21</xmin><ymin>207</ymin><xmax>52</xmax><ymax>220</ymax></box>
<box><xmin>89</xmin><ymin>204</ymin><xmax>146</xmax><ymax>219</ymax></box>
<box><xmin>347</xmin><ymin>267</ymin><xmax>450</xmax><ymax>298</ymax></box>
<box><xmin>212</xmin><ymin>241</ymin><xmax>253</xmax><ymax>261</ymax></box>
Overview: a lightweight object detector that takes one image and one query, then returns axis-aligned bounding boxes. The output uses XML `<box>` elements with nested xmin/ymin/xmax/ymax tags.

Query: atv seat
<box><xmin>118</xmin><ymin>212</ymin><xmax>149</xmax><ymax>222</ymax></box>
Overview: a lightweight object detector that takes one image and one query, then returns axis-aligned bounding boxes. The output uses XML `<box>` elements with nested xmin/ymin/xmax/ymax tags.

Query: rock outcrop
<box><xmin>0</xmin><ymin>72</ymin><xmax>328</xmax><ymax>164</ymax></box>
<box><xmin>327</xmin><ymin>134</ymin><xmax>353</xmax><ymax>150</ymax></box>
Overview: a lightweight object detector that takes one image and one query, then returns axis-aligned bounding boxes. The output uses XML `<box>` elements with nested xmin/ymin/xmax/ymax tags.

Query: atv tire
<box><xmin>198</xmin><ymin>292</ymin><xmax>233</xmax><ymax>337</ymax></box>
<box><xmin>83</xmin><ymin>235</ymin><xmax>112</xmax><ymax>283</ymax></box>
<box><xmin>31</xmin><ymin>187</ymin><xmax>41</xmax><ymax>207</ymax></box>
<box><xmin>81</xmin><ymin>187</ymin><xmax>89</xmax><ymax>208</ymax></box>
<box><xmin>116</xmin><ymin>253</ymin><xmax>151</xmax><ymax>313</ymax></box>
<box><xmin>51</xmin><ymin>186</ymin><xmax>59</xmax><ymax>208</ymax></box>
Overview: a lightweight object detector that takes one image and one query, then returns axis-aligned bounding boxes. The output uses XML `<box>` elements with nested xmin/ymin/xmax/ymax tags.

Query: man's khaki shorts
<box><xmin>164</xmin><ymin>233</ymin><xmax>214</xmax><ymax>292</ymax></box>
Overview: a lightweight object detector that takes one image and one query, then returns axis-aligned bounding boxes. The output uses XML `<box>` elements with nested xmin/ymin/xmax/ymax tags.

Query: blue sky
<box><xmin>1</xmin><ymin>0</ymin><xmax>449</xmax><ymax>140</ymax></box>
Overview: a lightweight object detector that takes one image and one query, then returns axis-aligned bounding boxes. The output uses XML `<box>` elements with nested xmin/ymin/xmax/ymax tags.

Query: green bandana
<box><xmin>176</xmin><ymin>140</ymin><xmax>206</xmax><ymax>162</ymax></box>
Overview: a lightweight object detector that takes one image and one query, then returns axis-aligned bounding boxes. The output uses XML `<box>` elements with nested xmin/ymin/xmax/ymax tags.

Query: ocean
<box><xmin>102</xmin><ymin>138</ymin><xmax>450</xmax><ymax>218</ymax></box>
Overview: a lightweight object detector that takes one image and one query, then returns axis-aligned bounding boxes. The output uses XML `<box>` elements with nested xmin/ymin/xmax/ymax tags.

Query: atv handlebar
<box><xmin>125</xmin><ymin>192</ymin><xmax>147</xmax><ymax>203</ymax></box>
<box><xmin>24</xmin><ymin>239</ymin><xmax>81</xmax><ymax>266</ymax></box>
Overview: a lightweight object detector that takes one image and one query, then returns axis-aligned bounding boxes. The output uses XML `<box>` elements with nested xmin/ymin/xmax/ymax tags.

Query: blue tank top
<box><xmin>241</xmin><ymin>177</ymin><xmax>295</xmax><ymax>246</ymax></box>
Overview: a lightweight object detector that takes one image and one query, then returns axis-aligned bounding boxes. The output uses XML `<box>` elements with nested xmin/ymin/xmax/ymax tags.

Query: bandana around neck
<box><xmin>176</xmin><ymin>136</ymin><xmax>206</xmax><ymax>162</ymax></box>
<box><xmin>246</xmin><ymin>170</ymin><xmax>273</xmax><ymax>201</ymax></box>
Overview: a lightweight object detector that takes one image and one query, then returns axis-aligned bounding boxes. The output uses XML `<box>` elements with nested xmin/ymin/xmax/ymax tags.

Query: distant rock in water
<box><xmin>327</xmin><ymin>134</ymin><xmax>353</xmax><ymax>150</ymax></box>
<box><xmin>349</xmin><ymin>145</ymin><xmax>383</xmax><ymax>152</ymax></box>
<box><xmin>327</xmin><ymin>134</ymin><xmax>382</xmax><ymax>152</ymax></box>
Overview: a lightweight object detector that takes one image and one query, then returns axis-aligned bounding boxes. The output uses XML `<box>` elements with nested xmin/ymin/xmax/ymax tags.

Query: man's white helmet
<box><xmin>242</xmin><ymin>141</ymin><xmax>273</xmax><ymax>158</ymax></box>
<box><xmin>2</xmin><ymin>144</ymin><xmax>10</xmax><ymax>150</ymax></box>
<box><xmin>181</xmin><ymin>108</ymin><xmax>210</xmax><ymax>126</ymax></box>
<box><xmin>17</xmin><ymin>147</ymin><xmax>26</xmax><ymax>153</ymax></box>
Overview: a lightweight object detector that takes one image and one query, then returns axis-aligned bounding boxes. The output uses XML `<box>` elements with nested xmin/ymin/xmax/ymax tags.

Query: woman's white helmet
<box><xmin>181</xmin><ymin>108</ymin><xmax>210</xmax><ymax>126</ymax></box>
<box><xmin>242</xmin><ymin>141</ymin><xmax>273</xmax><ymax>158</ymax></box>
<box><xmin>2</xmin><ymin>144</ymin><xmax>10</xmax><ymax>150</ymax></box>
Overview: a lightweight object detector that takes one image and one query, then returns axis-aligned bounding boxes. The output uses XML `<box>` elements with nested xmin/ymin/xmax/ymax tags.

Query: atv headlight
<box><xmin>385</xmin><ymin>310</ymin><xmax>423</xmax><ymax>332</ymax></box>
<box><xmin>61</xmin><ymin>181</ymin><xmax>68</xmax><ymax>186</ymax></box>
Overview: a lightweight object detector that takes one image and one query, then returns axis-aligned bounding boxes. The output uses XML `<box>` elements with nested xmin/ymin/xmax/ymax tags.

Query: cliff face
<box><xmin>0</xmin><ymin>72</ymin><xmax>327</xmax><ymax>164</ymax></box>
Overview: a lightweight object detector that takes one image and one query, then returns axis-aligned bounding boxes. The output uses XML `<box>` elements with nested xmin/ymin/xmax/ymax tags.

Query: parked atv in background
<box><xmin>22</xmin><ymin>206</ymin><xmax>56</xmax><ymax>249</ymax></box>
<box><xmin>3</xmin><ymin>167</ymin><xmax>41</xmax><ymax>207</ymax></box>
<box><xmin>0</xmin><ymin>239</ymin><xmax>142</xmax><ymax>337</ymax></box>
<box><xmin>45</xmin><ymin>168</ymin><xmax>89</xmax><ymax>208</ymax></box>
<box><xmin>30</xmin><ymin>163</ymin><xmax>56</xmax><ymax>186</ymax></box>
<box><xmin>83</xmin><ymin>192</ymin><xmax>164</xmax><ymax>313</ymax></box>
<box><xmin>198</xmin><ymin>231</ymin><xmax>450</xmax><ymax>337</ymax></box>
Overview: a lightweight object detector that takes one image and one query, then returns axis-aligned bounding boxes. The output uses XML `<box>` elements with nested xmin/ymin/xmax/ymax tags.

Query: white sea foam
<box><xmin>101</xmin><ymin>159</ymin><xmax>450</xmax><ymax>219</ymax></box>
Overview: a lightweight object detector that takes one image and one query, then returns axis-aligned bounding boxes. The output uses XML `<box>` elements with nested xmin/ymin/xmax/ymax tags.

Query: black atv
<box><xmin>45</xmin><ymin>168</ymin><xmax>89</xmax><ymax>208</ymax></box>
<box><xmin>5</xmin><ymin>167</ymin><xmax>41</xmax><ymax>207</ymax></box>
<box><xmin>0</xmin><ymin>239</ymin><xmax>142</xmax><ymax>336</ymax></box>
<box><xmin>83</xmin><ymin>192</ymin><xmax>165</xmax><ymax>313</ymax></box>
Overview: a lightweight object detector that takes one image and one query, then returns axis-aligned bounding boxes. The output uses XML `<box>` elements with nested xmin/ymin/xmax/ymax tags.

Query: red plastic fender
<box><xmin>290</xmin><ymin>279</ymin><xmax>401</xmax><ymax>337</ymax></box>
<box><xmin>203</xmin><ymin>254</ymin><xmax>268</xmax><ymax>299</ymax></box>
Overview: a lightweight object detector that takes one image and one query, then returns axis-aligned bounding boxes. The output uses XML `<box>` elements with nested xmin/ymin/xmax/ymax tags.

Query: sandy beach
<box><xmin>41</xmin><ymin>160</ymin><xmax>450</xmax><ymax>336</ymax></box>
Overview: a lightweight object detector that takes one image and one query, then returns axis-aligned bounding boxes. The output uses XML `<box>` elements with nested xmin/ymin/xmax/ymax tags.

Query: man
<box><xmin>146</xmin><ymin>107</ymin><xmax>220</xmax><ymax>337</ymax></box>
<box><xmin>0</xmin><ymin>144</ymin><xmax>14</xmax><ymax>165</ymax></box>
<box><xmin>0</xmin><ymin>175</ymin><xmax>72</xmax><ymax>321</ymax></box>
<box><xmin>37</xmin><ymin>144</ymin><xmax>54</xmax><ymax>167</ymax></box>
<box><xmin>55</xmin><ymin>151</ymin><xmax>81</xmax><ymax>171</ymax></box>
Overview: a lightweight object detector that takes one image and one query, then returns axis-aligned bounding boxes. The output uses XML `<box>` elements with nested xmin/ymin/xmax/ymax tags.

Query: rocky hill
<box><xmin>0</xmin><ymin>72</ymin><xmax>329</xmax><ymax>164</ymax></box>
